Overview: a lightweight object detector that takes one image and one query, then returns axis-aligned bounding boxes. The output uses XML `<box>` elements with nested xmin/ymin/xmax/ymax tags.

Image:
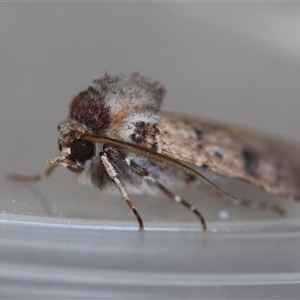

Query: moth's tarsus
<box><xmin>127</xmin><ymin>201</ymin><xmax>144</xmax><ymax>231</ymax></box>
<box><xmin>7</xmin><ymin>164</ymin><xmax>58</xmax><ymax>183</ymax></box>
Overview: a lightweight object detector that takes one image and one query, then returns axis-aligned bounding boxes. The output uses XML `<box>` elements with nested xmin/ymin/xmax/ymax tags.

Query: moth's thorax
<box><xmin>69</xmin><ymin>72</ymin><xmax>165</xmax><ymax>140</ymax></box>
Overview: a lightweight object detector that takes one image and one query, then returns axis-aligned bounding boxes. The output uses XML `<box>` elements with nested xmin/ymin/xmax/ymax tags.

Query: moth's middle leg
<box><xmin>129</xmin><ymin>160</ymin><xmax>207</xmax><ymax>231</ymax></box>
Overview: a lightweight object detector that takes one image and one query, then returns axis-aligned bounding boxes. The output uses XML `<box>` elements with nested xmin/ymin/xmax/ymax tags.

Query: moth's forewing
<box><xmin>156</xmin><ymin>111</ymin><xmax>300</xmax><ymax>200</ymax></box>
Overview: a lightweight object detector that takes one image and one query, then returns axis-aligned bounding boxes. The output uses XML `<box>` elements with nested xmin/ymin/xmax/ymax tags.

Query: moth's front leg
<box><xmin>100</xmin><ymin>147</ymin><xmax>144</xmax><ymax>230</ymax></box>
<box><xmin>8</xmin><ymin>164</ymin><xmax>58</xmax><ymax>182</ymax></box>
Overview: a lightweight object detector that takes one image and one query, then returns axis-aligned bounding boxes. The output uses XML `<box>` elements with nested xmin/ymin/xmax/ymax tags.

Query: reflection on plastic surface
<box><xmin>1</xmin><ymin>216</ymin><xmax>300</xmax><ymax>299</ymax></box>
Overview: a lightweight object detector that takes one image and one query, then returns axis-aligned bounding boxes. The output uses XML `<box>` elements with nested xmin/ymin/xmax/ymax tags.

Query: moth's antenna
<box><xmin>82</xmin><ymin>134</ymin><xmax>241</xmax><ymax>204</ymax></box>
<box><xmin>83</xmin><ymin>134</ymin><xmax>285</xmax><ymax>217</ymax></box>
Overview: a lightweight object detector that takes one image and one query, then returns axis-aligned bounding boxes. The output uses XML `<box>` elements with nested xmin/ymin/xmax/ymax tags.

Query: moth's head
<box><xmin>47</xmin><ymin>120</ymin><xmax>96</xmax><ymax>172</ymax></box>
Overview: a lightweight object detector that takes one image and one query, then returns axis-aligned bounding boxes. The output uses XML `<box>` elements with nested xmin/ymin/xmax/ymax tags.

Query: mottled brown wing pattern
<box><xmin>156</xmin><ymin>111</ymin><xmax>300</xmax><ymax>200</ymax></box>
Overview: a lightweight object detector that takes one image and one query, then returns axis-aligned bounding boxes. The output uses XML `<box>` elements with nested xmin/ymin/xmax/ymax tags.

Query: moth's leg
<box><xmin>152</xmin><ymin>177</ymin><xmax>207</xmax><ymax>231</ymax></box>
<box><xmin>7</xmin><ymin>164</ymin><xmax>58</xmax><ymax>182</ymax></box>
<box><xmin>130</xmin><ymin>161</ymin><xmax>207</xmax><ymax>231</ymax></box>
<box><xmin>196</xmin><ymin>179</ymin><xmax>285</xmax><ymax>217</ymax></box>
<box><xmin>100</xmin><ymin>151</ymin><xmax>144</xmax><ymax>230</ymax></box>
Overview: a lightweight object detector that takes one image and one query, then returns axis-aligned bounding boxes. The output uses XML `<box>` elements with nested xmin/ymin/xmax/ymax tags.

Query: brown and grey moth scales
<box><xmin>8</xmin><ymin>72</ymin><xmax>300</xmax><ymax>230</ymax></box>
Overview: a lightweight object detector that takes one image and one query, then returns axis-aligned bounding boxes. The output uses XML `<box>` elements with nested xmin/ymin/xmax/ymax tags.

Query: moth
<box><xmin>9</xmin><ymin>72</ymin><xmax>300</xmax><ymax>231</ymax></box>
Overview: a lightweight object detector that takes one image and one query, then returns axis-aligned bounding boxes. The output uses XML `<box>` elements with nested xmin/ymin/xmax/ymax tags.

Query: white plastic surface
<box><xmin>1</xmin><ymin>217</ymin><xmax>300</xmax><ymax>299</ymax></box>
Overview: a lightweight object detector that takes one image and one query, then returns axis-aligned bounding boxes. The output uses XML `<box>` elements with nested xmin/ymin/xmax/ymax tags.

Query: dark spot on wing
<box><xmin>202</xmin><ymin>164</ymin><xmax>209</xmax><ymax>169</ymax></box>
<box><xmin>214</xmin><ymin>150</ymin><xmax>223</xmax><ymax>160</ymax></box>
<box><xmin>242</xmin><ymin>147</ymin><xmax>259</xmax><ymax>177</ymax></box>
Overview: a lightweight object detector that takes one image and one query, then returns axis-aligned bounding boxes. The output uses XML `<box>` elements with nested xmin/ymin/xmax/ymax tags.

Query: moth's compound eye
<box><xmin>69</xmin><ymin>139</ymin><xmax>94</xmax><ymax>162</ymax></box>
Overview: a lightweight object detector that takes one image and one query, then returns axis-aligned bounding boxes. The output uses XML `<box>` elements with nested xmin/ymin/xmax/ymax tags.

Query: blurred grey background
<box><xmin>1</xmin><ymin>3</ymin><xmax>300</xmax><ymax>225</ymax></box>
